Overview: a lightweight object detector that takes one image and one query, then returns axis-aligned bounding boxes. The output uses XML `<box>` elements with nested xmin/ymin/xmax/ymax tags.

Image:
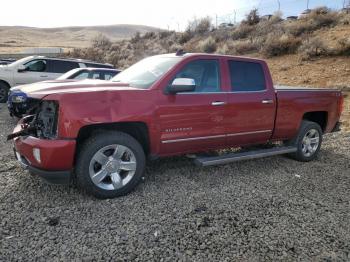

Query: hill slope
<box><xmin>0</xmin><ymin>24</ymin><xmax>159</xmax><ymax>53</ymax></box>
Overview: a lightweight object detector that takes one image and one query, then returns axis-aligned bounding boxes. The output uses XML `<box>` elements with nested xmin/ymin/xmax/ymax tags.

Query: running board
<box><xmin>194</xmin><ymin>146</ymin><xmax>297</xmax><ymax>167</ymax></box>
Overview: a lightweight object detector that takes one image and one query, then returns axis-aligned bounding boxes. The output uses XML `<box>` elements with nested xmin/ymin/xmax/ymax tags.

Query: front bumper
<box><xmin>14</xmin><ymin>150</ymin><xmax>71</xmax><ymax>184</ymax></box>
<box><xmin>12</xmin><ymin>122</ymin><xmax>76</xmax><ymax>184</ymax></box>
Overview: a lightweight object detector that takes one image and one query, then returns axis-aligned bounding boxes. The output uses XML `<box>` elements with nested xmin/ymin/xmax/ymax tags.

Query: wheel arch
<box><xmin>302</xmin><ymin>111</ymin><xmax>328</xmax><ymax>132</ymax></box>
<box><xmin>76</xmin><ymin>122</ymin><xmax>150</xmax><ymax>156</ymax></box>
<box><xmin>0</xmin><ymin>79</ymin><xmax>10</xmax><ymax>87</ymax></box>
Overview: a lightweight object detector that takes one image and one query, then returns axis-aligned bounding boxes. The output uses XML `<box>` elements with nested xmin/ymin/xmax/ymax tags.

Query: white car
<box><xmin>0</xmin><ymin>56</ymin><xmax>114</xmax><ymax>102</ymax></box>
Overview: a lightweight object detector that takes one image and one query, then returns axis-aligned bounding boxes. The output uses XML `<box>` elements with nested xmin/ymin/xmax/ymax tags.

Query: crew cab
<box><xmin>7</xmin><ymin>68</ymin><xmax>120</xmax><ymax>117</ymax></box>
<box><xmin>0</xmin><ymin>56</ymin><xmax>114</xmax><ymax>103</ymax></box>
<box><xmin>9</xmin><ymin>53</ymin><xmax>344</xmax><ymax>199</ymax></box>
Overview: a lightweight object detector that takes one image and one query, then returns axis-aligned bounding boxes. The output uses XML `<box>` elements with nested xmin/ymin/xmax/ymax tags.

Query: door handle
<box><xmin>211</xmin><ymin>101</ymin><xmax>226</xmax><ymax>106</ymax></box>
<box><xmin>262</xmin><ymin>99</ymin><xmax>274</xmax><ymax>104</ymax></box>
<box><xmin>40</xmin><ymin>75</ymin><xmax>48</xmax><ymax>78</ymax></box>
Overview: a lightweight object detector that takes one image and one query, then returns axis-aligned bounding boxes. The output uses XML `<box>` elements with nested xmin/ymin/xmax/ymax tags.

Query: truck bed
<box><xmin>272</xmin><ymin>85</ymin><xmax>342</xmax><ymax>140</ymax></box>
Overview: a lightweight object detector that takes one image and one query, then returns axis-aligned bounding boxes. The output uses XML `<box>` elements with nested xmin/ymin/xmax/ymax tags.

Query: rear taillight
<box><xmin>338</xmin><ymin>94</ymin><xmax>344</xmax><ymax>116</ymax></box>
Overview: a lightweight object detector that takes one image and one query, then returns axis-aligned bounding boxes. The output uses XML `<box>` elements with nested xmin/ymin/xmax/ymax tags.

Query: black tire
<box><xmin>76</xmin><ymin>131</ymin><xmax>146</xmax><ymax>199</ymax></box>
<box><xmin>286</xmin><ymin>120</ymin><xmax>323</xmax><ymax>162</ymax></box>
<box><xmin>0</xmin><ymin>82</ymin><xmax>9</xmax><ymax>103</ymax></box>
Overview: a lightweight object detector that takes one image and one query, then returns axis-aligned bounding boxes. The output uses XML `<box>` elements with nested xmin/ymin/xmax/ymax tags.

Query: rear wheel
<box><xmin>0</xmin><ymin>82</ymin><xmax>9</xmax><ymax>103</ymax></box>
<box><xmin>76</xmin><ymin>131</ymin><xmax>146</xmax><ymax>199</ymax></box>
<box><xmin>286</xmin><ymin>120</ymin><xmax>322</xmax><ymax>162</ymax></box>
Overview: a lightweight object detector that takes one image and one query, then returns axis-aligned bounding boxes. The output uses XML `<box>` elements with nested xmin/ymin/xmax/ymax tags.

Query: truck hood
<box><xmin>13</xmin><ymin>79</ymin><xmax>133</xmax><ymax>99</ymax></box>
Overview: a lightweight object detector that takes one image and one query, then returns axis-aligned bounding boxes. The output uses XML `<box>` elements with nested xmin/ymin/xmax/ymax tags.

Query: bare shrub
<box><xmin>233</xmin><ymin>40</ymin><xmax>259</xmax><ymax>55</ymax></box>
<box><xmin>242</xmin><ymin>9</ymin><xmax>260</xmax><ymax>26</ymax></box>
<box><xmin>131</xmin><ymin>32</ymin><xmax>141</xmax><ymax>44</ymax></box>
<box><xmin>287</xmin><ymin>7</ymin><xmax>339</xmax><ymax>36</ymax></box>
<box><xmin>262</xmin><ymin>34</ymin><xmax>301</xmax><ymax>57</ymax></box>
<box><xmin>186</xmin><ymin>16</ymin><xmax>212</xmax><ymax>35</ymax></box>
<box><xmin>143</xmin><ymin>31</ymin><xmax>156</xmax><ymax>39</ymax></box>
<box><xmin>231</xmin><ymin>24</ymin><xmax>254</xmax><ymax>40</ymax></box>
<box><xmin>198</xmin><ymin>36</ymin><xmax>217</xmax><ymax>53</ymax></box>
<box><xmin>308</xmin><ymin>7</ymin><xmax>339</xmax><ymax>27</ymax></box>
<box><xmin>178</xmin><ymin>30</ymin><xmax>193</xmax><ymax>44</ymax></box>
<box><xmin>299</xmin><ymin>37</ymin><xmax>329</xmax><ymax>59</ymax></box>
<box><xmin>91</xmin><ymin>34</ymin><xmax>112</xmax><ymax>49</ymax></box>
<box><xmin>334</xmin><ymin>38</ymin><xmax>350</xmax><ymax>56</ymax></box>
<box><xmin>158</xmin><ymin>30</ymin><xmax>174</xmax><ymax>39</ymax></box>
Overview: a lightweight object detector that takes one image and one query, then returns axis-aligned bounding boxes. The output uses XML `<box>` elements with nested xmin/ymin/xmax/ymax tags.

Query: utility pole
<box><xmin>215</xmin><ymin>14</ymin><xmax>218</xmax><ymax>28</ymax></box>
<box><xmin>233</xmin><ymin>10</ymin><xmax>237</xmax><ymax>24</ymax></box>
<box><xmin>306</xmin><ymin>0</ymin><xmax>309</xmax><ymax>9</ymax></box>
<box><xmin>277</xmin><ymin>0</ymin><xmax>280</xmax><ymax>11</ymax></box>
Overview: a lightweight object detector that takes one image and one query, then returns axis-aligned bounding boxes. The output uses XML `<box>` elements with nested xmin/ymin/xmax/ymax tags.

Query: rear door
<box><xmin>47</xmin><ymin>60</ymin><xmax>80</xmax><ymax>79</ymax></box>
<box><xmin>224</xmin><ymin>59</ymin><xmax>276</xmax><ymax>147</ymax></box>
<box><xmin>157</xmin><ymin>58</ymin><xmax>228</xmax><ymax>155</ymax></box>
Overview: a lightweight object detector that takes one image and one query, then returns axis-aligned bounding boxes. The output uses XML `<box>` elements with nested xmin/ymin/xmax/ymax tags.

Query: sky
<box><xmin>0</xmin><ymin>0</ymin><xmax>347</xmax><ymax>30</ymax></box>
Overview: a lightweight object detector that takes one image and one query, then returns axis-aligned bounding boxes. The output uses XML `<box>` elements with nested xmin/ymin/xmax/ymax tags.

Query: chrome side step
<box><xmin>194</xmin><ymin>146</ymin><xmax>297</xmax><ymax>167</ymax></box>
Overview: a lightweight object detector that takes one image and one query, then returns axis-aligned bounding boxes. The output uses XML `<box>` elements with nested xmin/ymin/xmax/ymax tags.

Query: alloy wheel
<box><xmin>89</xmin><ymin>144</ymin><xmax>137</xmax><ymax>190</ymax></box>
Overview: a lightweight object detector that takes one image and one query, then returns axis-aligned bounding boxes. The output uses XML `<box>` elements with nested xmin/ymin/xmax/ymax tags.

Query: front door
<box><xmin>14</xmin><ymin>59</ymin><xmax>49</xmax><ymax>85</ymax></box>
<box><xmin>157</xmin><ymin>59</ymin><xmax>227</xmax><ymax>155</ymax></box>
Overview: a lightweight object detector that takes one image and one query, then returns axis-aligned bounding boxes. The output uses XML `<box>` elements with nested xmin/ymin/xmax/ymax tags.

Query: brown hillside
<box><xmin>0</xmin><ymin>24</ymin><xmax>159</xmax><ymax>54</ymax></box>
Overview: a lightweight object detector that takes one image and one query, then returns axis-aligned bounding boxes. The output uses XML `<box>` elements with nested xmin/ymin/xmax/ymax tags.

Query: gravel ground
<box><xmin>0</xmin><ymin>105</ymin><xmax>349</xmax><ymax>261</ymax></box>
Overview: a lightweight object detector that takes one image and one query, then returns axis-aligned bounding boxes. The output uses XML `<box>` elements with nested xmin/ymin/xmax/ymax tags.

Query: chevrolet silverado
<box><xmin>9</xmin><ymin>52</ymin><xmax>344</xmax><ymax>198</ymax></box>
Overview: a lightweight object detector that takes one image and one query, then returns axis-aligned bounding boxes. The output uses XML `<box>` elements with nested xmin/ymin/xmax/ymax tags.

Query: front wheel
<box><xmin>286</xmin><ymin>120</ymin><xmax>323</xmax><ymax>162</ymax></box>
<box><xmin>76</xmin><ymin>131</ymin><xmax>146</xmax><ymax>199</ymax></box>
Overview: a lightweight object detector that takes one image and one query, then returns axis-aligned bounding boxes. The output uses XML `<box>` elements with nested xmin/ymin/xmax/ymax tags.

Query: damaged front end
<box><xmin>7</xmin><ymin>100</ymin><xmax>59</xmax><ymax>141</ymax></box>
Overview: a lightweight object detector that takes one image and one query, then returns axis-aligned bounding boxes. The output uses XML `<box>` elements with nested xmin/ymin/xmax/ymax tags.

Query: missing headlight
<box><xmin>7</xmin><ymin>100</ymin><xmax>59</xmax><ymax>140</ymax></box>
<box><xmin>36</xmin><ymin>101</ymin><xmax>59</xmax><ymax>139</ymax></box>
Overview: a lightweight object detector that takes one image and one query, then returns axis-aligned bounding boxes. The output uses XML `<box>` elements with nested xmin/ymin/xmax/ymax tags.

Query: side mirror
<box><xmin>166</xmin><ymin>78</ymin><xmax>196</xmax><ymax>94</ymax></box>
<box><xmin>17</xmin><ymin>65</ymin><xmax>26</xmax><ymax>73</ymax></box>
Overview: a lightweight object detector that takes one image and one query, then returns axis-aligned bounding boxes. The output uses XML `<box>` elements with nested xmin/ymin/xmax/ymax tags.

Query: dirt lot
<box><xmin>0</xmin><ymin>103</ymin><xmax>350</xmax><ymax>261</ymax></box>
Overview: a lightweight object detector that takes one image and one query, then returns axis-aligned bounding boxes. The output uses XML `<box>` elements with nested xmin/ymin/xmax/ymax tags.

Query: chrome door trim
<box><xmin>177</xmin><ymin>90</ymin><xmax>268</xmax><ymax>95</ymax></box>
<box><xmin>161</xmin><ymin>130</ymin><xmax>272</xmax><ymax>144</ymax></box>
<box><xmin>211</xmin><ymin>101</ymin><xmax>226</xmax><ymax>106</ymax></box>
<box><xmin>226</xmin><ymin>130</ymin><xmax>271</xmax><ymax>137</ymax></box>
<box><xmin>261</xmin><ymin>99</ymin><xmax>274</xmax><ymax>104</ymax></box>
<box><xmin>162</xmin><ymin>134</ymin><xmax>226</xmax><ymax>144</ymax></box>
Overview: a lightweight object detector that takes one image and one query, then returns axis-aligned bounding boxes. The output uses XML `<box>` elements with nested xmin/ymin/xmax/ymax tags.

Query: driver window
<box><xmin>24</xmin><ymin>60</ymin><xmax>47</xmax><ymax>72</ymax></box>
<box><xmin>174</xmin><ymin>59</ymin><xmax>220</xmax><ymax>93</ymax></box>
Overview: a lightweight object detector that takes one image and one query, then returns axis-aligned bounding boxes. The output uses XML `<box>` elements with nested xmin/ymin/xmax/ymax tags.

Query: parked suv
<box><xmin>0</xmin><ymin>56</ymin><xmax>114</xmax><ymax>102</ymax></box>
<box><xmin>8</xmin><ymin>68</ymin><xmax>120</xmax><ymax>117</ymax></box>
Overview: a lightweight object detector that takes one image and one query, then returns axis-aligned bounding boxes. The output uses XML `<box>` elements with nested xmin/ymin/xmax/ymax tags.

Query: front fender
<box><xmin>44</xmin><ymin>90</ymin><xmax>157</xmax><ymax>139</ymax></box>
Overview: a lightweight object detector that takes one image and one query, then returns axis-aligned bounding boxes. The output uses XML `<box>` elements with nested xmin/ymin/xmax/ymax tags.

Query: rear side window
<box><xmin>48</xmin><ymin>60</ymin><xmax>79</xmax><ymax>73</ymax></box>
<box><xmin>103</xmin><ymin>71</ymin><xmax>118</xmax><ymax>80</ymax></box>
<box><xmin>228</xmin><ymin>60</ymin><xmax>266</xmax><ymax>92</ymax></box>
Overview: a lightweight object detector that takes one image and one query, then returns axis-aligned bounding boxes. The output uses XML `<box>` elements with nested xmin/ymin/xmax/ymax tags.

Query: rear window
<box><xmin>228</xmin><ymin>60</ymin><xmax>266</xmax><ymax>92</ymax></box>
<box><xmin>49</xmin><ymin>60</ymin><xmax>79</xmax><ymax>73</ymax></box>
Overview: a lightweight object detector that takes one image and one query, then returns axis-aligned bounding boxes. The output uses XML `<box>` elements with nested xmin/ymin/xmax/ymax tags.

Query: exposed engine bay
<box><xmin>7</xmin><ymin>101</ymin><xmax>59</xmax><ymax>140</ymax></box>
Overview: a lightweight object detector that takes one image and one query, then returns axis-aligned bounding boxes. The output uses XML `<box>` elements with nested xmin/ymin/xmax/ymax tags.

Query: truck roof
<box><xmin>155</xmin><ymin>52</ymin><xmax>265</xmax><ymax>63</ymax></box>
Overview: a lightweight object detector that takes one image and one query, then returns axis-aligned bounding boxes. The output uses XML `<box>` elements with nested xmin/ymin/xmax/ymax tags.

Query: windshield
<box><xmin>7</xmin><ymin>57</ymin><xmax>33</xmax><ymax>67</ymax></box>
<box><xmin>111</xmin><ymin>56</ymin><xmax>181</xmax><ymax>89</ymax></box>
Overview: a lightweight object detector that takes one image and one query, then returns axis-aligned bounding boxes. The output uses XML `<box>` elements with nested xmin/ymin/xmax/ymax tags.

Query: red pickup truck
<box><xmin>9</xmin><ymin>52</ymin><xmax>343</xmax><ymax>198</ymax></box>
